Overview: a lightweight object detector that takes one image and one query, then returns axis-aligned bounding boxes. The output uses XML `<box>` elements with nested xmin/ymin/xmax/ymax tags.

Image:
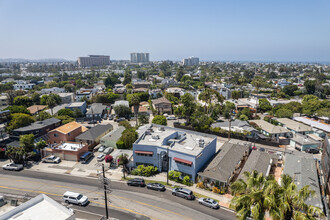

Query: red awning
<box><xmin>135</xmin><ymin>150</ymin><xmax>153</xmax><ymax>155</ymax></box>
<box><xmin>173</xmin><ymin>157</ymin><xmax>193</xmax><ymax>165</ymax></box>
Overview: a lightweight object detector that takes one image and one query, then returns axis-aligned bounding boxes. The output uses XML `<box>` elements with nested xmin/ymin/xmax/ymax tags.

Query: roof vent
<box><xmin>158</xmin><ymin>127</ymin><xmax>165</xmax><ymax>131</ymax></box>
<box><xmin>152</xmin><ymin>135</ymin><xmax>160</xmax><ymax>140</ymax></box>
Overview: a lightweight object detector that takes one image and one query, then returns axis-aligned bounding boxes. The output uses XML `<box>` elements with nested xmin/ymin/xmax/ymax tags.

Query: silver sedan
<box><xmin>2</xmin><ymin>163</ymin><xmax>24</xmax><ymax>171</ymax></box>
<box><xmin>198</xmin><ymin>198</ymin><xmax>220</xmax><ymax>209</ymax></box>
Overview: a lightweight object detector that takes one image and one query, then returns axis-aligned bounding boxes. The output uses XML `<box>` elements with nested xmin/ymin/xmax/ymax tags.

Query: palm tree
<box><xmin>130</xmin><ymin>94</ymin><xmax>140</xmax><ymax>126</ymax></box>
<box><xmin>277</xmin><ymin>174</ymin><xmax>323</xmax><ymax>220</ymax></box>
<box><xmin>118</xmin><ymin>153</ymin><xmax>129</xmax><ymax>179</ymax></box>
<box><xmin>198</xmin><ymin>88</ymin><xmax>223</xmax><ymax>115</ymax></box>
<box><xmin>45</xmin><ymin>96</ymin><xmax>56</xmax><ymax>116</ymax></box>
<box><xmin>230</xmin><ymin>171</ymin><xmax>323</xmax><ymax>220</ymax></box>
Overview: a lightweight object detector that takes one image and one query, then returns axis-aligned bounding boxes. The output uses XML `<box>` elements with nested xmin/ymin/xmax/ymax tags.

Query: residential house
<box><xmin>113</xmin><ymin>100</ymin><xmax>129</xmax><ymax>108</ymax></box>
<box><xmin>48</xmin><ymin>121</ymin><xmax>88</xmax><ymax>145</ymax></box>
<box><xmin>132</xmin><ymin>88</ymin><xmax>148</xmax><ymax>93</ymax></box>
<box><xmin>283</xmin><ymin>153</ymin><xmax>323</xmax><ymax>210</ymax></box>
<box><xmin>40</xmin><ymin>87</ymin><xmax>65</xmax><ymax>95</ymax></box>
<box><xmin>198</xmin><ymin>142</ymin><xmax>251</xmax><ymax>188</ymax></box>
<box><xmin>290</xmin><ymin>133</ymin><xmax>321</xmax><ymax>151</ymax></box>
<box><xmin>46</xmin><ymin>104</ymin><xmax>69</xmax><ymax>116</ymax></box>
<box><xmin>58</xmin><ymin>93</ymin><xmax>75</xmax><ymax>104</ymax></box>
<box><xmin>321</xmin><ymin>136</ymin><xmax>330</xmax><ymax>206</ymax></box>
<box><xmin>100</xmin><ymin>126</ymin><xmax>125</xmax><ymax>149</ymax></box>
<box><xmin>248</xmin><ymin>120</ymin><xmax>292</xmax><ymax>141</ymax></box>
<box><xmin>237</xmin><ymin>150</ymin><xmax>272</xmax><ymax>180</ymax></box>
<box><xmin>277</xmin><ymin>118</ymin><xmax>313</xmax><ymax>135</ymax></box>
<box><xmin>132</xmin><ymin>80</ymin><xmax>151</xmax><ymax>89</ymax></box>
<box><xmin>0</xmin><ymin>194</ymin><xmax>75</xmax><ymax>220</ymax></box>
<box><xmin>13</xmin><ymin>81</ymin><xmax>35</xmax><ymax>90</ymax></box>
<box><xmin>27</xmin><ymin>105</ymin><xmax>47</xmax><ymax>115</ymax></box>
<box><xmin>165</xmin><ymin>87</ymin><xmax>185</xmax><ymax>98</ymax></box>
<box><xmin>75</xmin><ymin>88</ymin><xmax>96</xmax><ymax>101</ymax></box>
<box><xmin>46</xmin><ymin>141</ymin><xmax>89</xmax><ymax>161</ymax></box>
<box><xmin>133</xmin><ymin>124</ymin><xmax>217</xmax><ymax>182</ymax></box>
<box><xmin>113</xmin><ymin>84</ymin><xmax>126</xmax><ymax>94</ymax></box>
<box><xmin>75</xmin><ymin>124</ymin><xmax>112</xmax><ymax>147</ymax></box>
<box><xmin>131</xmin><ymin>102</ymin><xmax>149</xmax><ymax>116</ymax></box>
<box><xmin>86</xmin><ymin>103</ymin><xmax>107</xmax><ymax>121</ymax></box>
<box><xmin>11</xmin><ymin>118</ymin><xmax>61</xmax><ymax>140</ymax></box>
<box><xmin>293</xmin><ymin>117</ymin><xmax>330</xmax><ymax>134</ymax></box>
<box><xmin>0</xmin><ymin>94</ymin><xmax>8</xmax><ymax>107</ymax></box>
<box><xmin>211</xmin><ymin>120</ymin><xmax>263</xmax><ymax>139</ymax></box>
<box><xmin>65</xmin><ymin>102</ymin><xmax>87</xmax><ymax>115</ymax></box>
<box><xmin>149</xmin><ymin>89</ymin><xmax>162</xmax><ymax>99</ymax></box>
<box><xmin>152</xmin><ymin>97</ymin><xmax>172</xmax><ymax>115</ymax></box>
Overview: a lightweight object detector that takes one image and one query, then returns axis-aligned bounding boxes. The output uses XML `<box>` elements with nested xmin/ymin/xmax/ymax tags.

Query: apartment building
<box><xmin>77</xmin><ymin>55</ymin><xmax>110</xmax><ymax>67</ymax></box>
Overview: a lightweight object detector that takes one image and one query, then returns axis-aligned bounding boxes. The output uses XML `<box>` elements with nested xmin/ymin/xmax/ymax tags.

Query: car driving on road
<box><xmin>127</xmin><ymin>178</ymin><xmax>146</xmax><ymax>187</ymax></box>
<box><xmin>42</xmin><ymin>155</ymin><xmax>61</xmax><ymax>164</ymax></box>
<box><xmin>146</xmin><ymin>183</ymin><xmax>166</xmax><ymax>191</ymax></box>
<box><xmin>198</xmin><ymin>198</ymin><xmax>220</xmax><ymax>209</ymax></box>
<box><xmin>63</xmin><ymin>191</ymin><xmax>88</xmax><ymax>206</ymax></box>
<box><xmin>172</xmin><ymin>188</ymin><xmax>195</xmax><ymax>200</ymax></box>
<box><xmin>2</xmin><ymin>163</ymin><xmax>24</xmax><ymax>171</ymax></box>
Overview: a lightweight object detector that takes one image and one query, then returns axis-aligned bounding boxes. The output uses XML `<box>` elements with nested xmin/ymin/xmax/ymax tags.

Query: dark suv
<box><xmin>172</xmin><ymin>188</ymin><xmax>195</xmax><ymax>200</ymax></box>
<box><xmin>127</xmin><ymin>178</ymin><xmax>146</xmax><ymax>187</ymax></box>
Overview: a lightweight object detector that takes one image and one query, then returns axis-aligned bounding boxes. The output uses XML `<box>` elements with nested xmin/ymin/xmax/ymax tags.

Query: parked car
<box><xmin>127</xmin><ymin>178</ymin><xmax>146</xmax><ymax>187</ymax></box>
<box><xmin>97</xmin><ymin>154</ymin><xmax>105</xmax><ymax>162</ymax></box>
<box><xmin>42</xmin><ymin>155</ymin><xmax>61</xmax><ymax>164</ymax></box>
<box><xmin>108</xmin><ymin>115</ymin><xmax>114</xmax><ymax>120</ymax></box>
<box><xmin>2</xmin><ymin>163</ymin><xmax>23</xmax><ymax>171</ymax></box>
<box><xmin>305</xmin><ymin>148</ymin><xmax>320</xmax><ymax>154</ymax></box>
<box><xmin>259</xmin><ymin>147</ymin><xmax>266</xmax><ymax>152</ymax></box>
<box><xmin>146</xmin><ymin>183</ymin><xmax>166</xmax><ymax>191</ymax></box>
<box><xmin>98</xmin><ymin>145</ymin><xmax>105</xmax><ymax>152</ymax></box>
<box><xmin>88</xmin><ymin>120</ymin><xmax>97</xmax><ymax>124</ymax></box>
<box><xmin>63</xmin><ymin>191</ymin><xmax>88</xmax><ymax>206</ymax></box>
<box><xmin>172</xmin><ymin>188</ymin><xmax>195</xmax><ymax>200</ymax></box>
<box><xmin>116</xmin><ymin>117</ymin><xmax>126</xmax><ymax>123</ymax></box>
<box><xmin>103</xmin><ymin>147</ymin><xmax>113</xmax><ymax>155</ymax></box>
<box><xmin>103</xmin><ymin>114</ymin><xmax>108</xmax><ymax>120</ymax></box>
<box><xmin>166</xmin><ymin>116</ymin><xmax>176</xmax><ymax>120</ymax></box>
<box><xmin>198</xmin><ymin>198</ymin><xmax>220</xmax><ymax>209</ymax></box>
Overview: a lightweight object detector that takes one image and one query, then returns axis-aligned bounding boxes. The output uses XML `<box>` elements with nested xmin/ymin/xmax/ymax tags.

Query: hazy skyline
<box><xmin>0</xmin><ymin>0</ymin><xmax>329</xmax><ymax>62</ymax></box>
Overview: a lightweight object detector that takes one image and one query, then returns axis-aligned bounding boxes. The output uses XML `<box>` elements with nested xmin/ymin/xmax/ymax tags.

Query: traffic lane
<box><xmin>0</xmin><ymin>169</ymin><xmax>236</xmax><ymax>220</ymax></box>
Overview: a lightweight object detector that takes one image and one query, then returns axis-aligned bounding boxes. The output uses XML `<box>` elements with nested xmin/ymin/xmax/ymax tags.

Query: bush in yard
<box><xmin>116</xmin><ymin>140</ymin><xmax>125</xmax><ymax>149</ymax></box>
<box><xmin>182</xmin><ymin>176</ymin><xmax>192</xmax><ymax>186</ymax></box>
<box><xmin>196</xmin><ymin>181</ymin><xmax>205</xmax><ymax>189</ymax></box>
<box><xmin>131</xmin><ymin>165</ymin><xmax>158</xmax><ymax>177</ymax></box>
<box><xmin>169</xmin><ymin>170</ymin><xmax>181</xmax><ymax>182</ymax></box>
<box><xmin>212</xmin><ymin>186</ymin><xmax>221</xmax><ymax>194</ymax></box>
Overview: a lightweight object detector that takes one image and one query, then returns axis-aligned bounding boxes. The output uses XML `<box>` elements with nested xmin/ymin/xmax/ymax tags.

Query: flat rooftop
<box><xmin>54</xmin><ymin>142</ymin><xmax>83</xmax><ymax>151</ymax></box>
<box><xmin>67</xmin><ymin>102</ymin><xmax>85</xmax><ymax>107</ymax></box>
<box><xmin>135</xmin><ymin>124</ymin><xmax>216</xmax><ymax>156</ymax></box>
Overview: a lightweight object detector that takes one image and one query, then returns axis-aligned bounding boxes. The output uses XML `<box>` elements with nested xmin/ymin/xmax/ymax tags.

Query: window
<box><xmin>54</xmin><ymin>133</ymin><xmax>58</xmax><ymax>137</ymax></box>
<box><xmin>136</xmin><ymin>153</ymin><xmax>153</xmax><ymax>157</ymax></box>
<box><xmin>175</xmin><ymin>161</ymin><xmax>192</xmax><ymax>167</ymax></box>
<box><xmin>68</xmin><ymin>132</ymin><xmax>71</xmax><ymax>136</ymax></box>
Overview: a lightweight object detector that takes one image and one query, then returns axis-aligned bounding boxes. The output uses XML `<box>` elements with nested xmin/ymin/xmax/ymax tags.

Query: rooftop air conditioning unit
<box><xmin>145</xmin><ymin>131</ymin><xmax>151</xmax><ymax>135</ymax></box>
<box><xmin>158</xmin><ymin>127</ymin><xmax>165</xmax><ymax>131</ymax></box>
<box><xmin>152</xmin><ymin>135</ymin><xmax>160</xmax><ymax>140</ymax></box>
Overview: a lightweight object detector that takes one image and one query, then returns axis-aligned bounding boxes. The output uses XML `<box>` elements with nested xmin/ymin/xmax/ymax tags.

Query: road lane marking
<box><xmin>112</xmin><ymin>195</ymin><xmax>193</xmax><ymax>220</ymax></box>
<box><xmin>0</xmin><ymin>185</ymin><xmax>158</xmax><ymax>220</ymax></box>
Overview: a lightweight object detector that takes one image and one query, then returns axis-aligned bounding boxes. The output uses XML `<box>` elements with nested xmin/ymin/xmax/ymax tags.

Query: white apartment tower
<box><xmin>130</xmin><ymin>53</ymin><xmax>149</xmax><ymax>63</ymax></box>
<box><xmin>182</xmin><ymin>56</ymin><xmax>199</xmax><ymax>66</ymax></box>
<box><xmin>77</xmin><ymin>55</ymin><xmax>110</xmax><ymax>67</ymax></box>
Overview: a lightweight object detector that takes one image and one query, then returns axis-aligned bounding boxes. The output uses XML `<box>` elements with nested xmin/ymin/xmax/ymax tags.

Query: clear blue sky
<box><xmin>0</xmin><ymin>0</ymin><xmax>329</xmax><ymax>62</ymax></box>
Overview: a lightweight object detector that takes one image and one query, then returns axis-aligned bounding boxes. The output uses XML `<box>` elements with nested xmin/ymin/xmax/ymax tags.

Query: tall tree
<box><xmin>130</xmin><ymin>94</ymin><xmax>140</xmax><ymax>126</ymax></box>
<box><xmin>118</xmin><ymin>153</ymin><xmax>129</xmax><ymax>179</ymax></box>
<box><xmin>180</xmin><ymin>93</ymin><xmax>196</xmax><ymax>123</ymax></box>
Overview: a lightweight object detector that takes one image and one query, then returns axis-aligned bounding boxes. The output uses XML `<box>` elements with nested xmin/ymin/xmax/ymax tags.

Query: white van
<box><xmin>63</xmin><ymin>191</ymin><xmax>88</xmax><ymax>206</ymax></box>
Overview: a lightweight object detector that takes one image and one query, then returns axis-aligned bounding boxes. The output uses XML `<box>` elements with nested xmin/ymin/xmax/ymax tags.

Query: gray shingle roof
<box><xmin>237</xmin><ymin>150</ymin><xmax>272</xmax><ymax>180</ymax></box>
<box><xmin>13</xmin><ymin>118</ymin><xmax>61</xmax><ymax>132</ymax></box>
<box><xmin>249</xmin><ymin>120</ymin><xmax>291</xmax><ymax>134</ymax></box>
<box><xmin>283</xmin><ymin>153</ymin><xmax>323</xmax><ymax>209</ymax></box>
<box><xmin>75</xmin><ymin>124</ymin><xmax>112</xmax><ymax>141</ymax></box>
<box><xmin>198</xmin><ymin>142</ymin><xmax>250</xmax><ymax>183</ymax></box>
<box><xmin>86</xmin><ymin>103</ymin><xmax>107</xmax><ymax>115</ymax></box>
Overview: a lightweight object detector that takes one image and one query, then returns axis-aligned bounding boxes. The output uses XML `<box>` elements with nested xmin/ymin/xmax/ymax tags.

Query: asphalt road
<box><xmin>0</xmin><ymin>169</ymin><xmax>236</xmax><ymax>220</ymax></box>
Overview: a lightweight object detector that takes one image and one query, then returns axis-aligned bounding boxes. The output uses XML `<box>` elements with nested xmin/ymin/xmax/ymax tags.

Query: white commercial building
<box><xmin>77</xmin><ymin>55</ymin><xmax>110</xmax><ymax>67</ymax></box>
<box><xmin>182</xmin><ymin>57</ymin><xmax>199</xmax><ymax>66</ymax></box>
<box><xmin>130</xmin><ymin>53</ymin><xmax>149</xmax><ymax>63</ymax></box>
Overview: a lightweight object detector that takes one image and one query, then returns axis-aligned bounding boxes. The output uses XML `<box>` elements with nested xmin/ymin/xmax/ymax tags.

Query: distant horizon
<box><xmin>1</xmin><ymin>0</ymin><xmax>329</xmax><ymax>62</ymax></box>
<box><xmin>0</xmin><ymin>57</ymin><xmax>329</xmax><ymax>65</ymax></box>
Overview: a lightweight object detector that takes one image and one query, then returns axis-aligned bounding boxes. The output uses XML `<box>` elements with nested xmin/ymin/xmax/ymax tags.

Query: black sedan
<box><xmin>146</xmin><ymin>183</ymin><xmax>166</xmax><ymax>191</ymax></box>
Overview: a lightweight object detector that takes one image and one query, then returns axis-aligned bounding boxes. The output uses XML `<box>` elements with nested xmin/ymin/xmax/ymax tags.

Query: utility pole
<box><xmin>228</xmin><ymin>113</ymin><xmax>232</xmax><ymax>141</ymax></box>
<box><xmin>101</xmin><ymin>164</ymin><xmax>109</xmax><ymax>219</ymax></box>
<box><xmin>167</xmin><ymin>145</ymin><xmax>169</xmax><ymax>185</ymax></box>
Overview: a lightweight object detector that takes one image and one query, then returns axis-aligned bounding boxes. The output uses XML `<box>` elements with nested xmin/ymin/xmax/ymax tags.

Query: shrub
<box><xmin>131</xmin><ymin>165</ymin><xmax>158</xmax><ymax>177</ymax></box>
<box><xmin>212</xmin><ymin>186</ymin><xmax>221</xmax><ymax>194</ymax></box>
<box><xmin>169</xmin><ymin>170</ymin><xmax>181</xmax><ymax>182</ymax></box>
<box><xmin>196</xmin><ymin>181</ymin><xmax>205</xmax><ymax>189</ymax></box>
<box><xmin>116</xmin><ymin>140</ymin><xmax>125</xmax><ymax>149</ymax></box>
<box><xmin>182</xmin><ymin>176</ymin><xmax>192</xmax><ymax>186</ymax></box>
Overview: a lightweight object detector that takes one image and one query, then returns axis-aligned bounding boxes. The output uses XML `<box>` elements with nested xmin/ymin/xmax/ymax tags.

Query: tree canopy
<box><xmin>152</xmin><ymin>115</ymin><xmax>167</xmax><ymax>126</ymax></box>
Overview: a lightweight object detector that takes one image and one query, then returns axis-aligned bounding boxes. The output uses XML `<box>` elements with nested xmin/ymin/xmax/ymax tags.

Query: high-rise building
<box><xmin>182</xmin><ymin>56</ymin><xmax>199</xmax><ymax>66</ymax></box>
<box><xmin>130</xmin><ymin>53</ymin><xmax>149</xmax><ymax>63</ymax></box>
<box><xmin>77</xmin><ymin>55</ymin><xmax>110</xmax><ymax>67</ymax></box>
